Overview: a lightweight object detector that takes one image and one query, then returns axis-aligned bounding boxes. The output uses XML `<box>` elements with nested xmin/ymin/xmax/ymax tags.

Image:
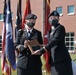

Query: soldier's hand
<box><xmin>16</xmin><ymin>45</ymin><xmax>21</xmax><ymax>51</ymax></box>
<box><xmin>32</xmin><ymin>50</ymin><xmax>41</xmax><ymax>55</ymax></box>
<box><xmin>40</xmin><ymin>44</ymin><xmax>46</xmax><ymax>47</ymax></box>
<box><xmin>24</xmin><ymin>40</ymin><xmax>28</xmax><ymax>48</ymax></box>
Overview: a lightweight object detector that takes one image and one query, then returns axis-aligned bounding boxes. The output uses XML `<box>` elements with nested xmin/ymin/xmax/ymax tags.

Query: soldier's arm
<box><xmin>14</xmin><ymin>29</ymin><xmax>27</xmax><ymax>52</ymax></box>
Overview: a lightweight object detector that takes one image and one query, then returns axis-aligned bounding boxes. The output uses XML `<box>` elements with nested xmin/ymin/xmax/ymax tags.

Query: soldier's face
<box><xmin>49</xmin><ymin>16</ymin><xmax>59</xmax><ymax>26</ymax></box>
<box><xmin>25</xmin><ymin>19</ymin><xmax>36</xmax><ymax>29</ymax></box>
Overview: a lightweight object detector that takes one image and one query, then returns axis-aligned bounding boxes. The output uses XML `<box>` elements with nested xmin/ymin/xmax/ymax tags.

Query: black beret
<box><xmin>48</xmin><ymin>10</ymin><xmax>60</xmax><ymax>18</ymax></box>
<box><xmin>25</xmin><ymin>14</ymin><xmax>37</xmax><ymax>20</ymax></box>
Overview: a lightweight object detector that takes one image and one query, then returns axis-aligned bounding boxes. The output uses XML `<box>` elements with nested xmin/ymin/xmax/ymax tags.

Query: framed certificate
<box><xmin>27</xmin><ymin>39</ymin><xmax>40</xmax><ymax>54</ymax></box>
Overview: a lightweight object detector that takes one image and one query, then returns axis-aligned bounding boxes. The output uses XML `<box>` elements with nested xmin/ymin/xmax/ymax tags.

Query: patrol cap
<box><xmin>25</xmin><ymin>14</ymin><xmax>37</xmax><ymax>20</ymax></box>
<box><xmin>48</xmin><ymin>10</ymin><xmax>60</xmax><ymax>18</ymax></box>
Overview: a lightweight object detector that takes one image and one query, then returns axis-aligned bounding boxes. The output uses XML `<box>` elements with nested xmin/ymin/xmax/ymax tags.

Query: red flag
<box><xmin>21</xmin><ymin>0</ymin><xmax>31</xmax><ymax>29</ymax></box>
<box><xmin>43</xmin><ymin>0</ymin><xmax>51</xmax><ymax>74</ymax></box>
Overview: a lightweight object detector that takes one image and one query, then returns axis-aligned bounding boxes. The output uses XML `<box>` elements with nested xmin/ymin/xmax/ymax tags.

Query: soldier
<box><xmin>33</xmin><ymin>10</ymin><xmax>73</xmax><ymax>75</ymax></box>
<box><xmin>14</xmin><ymin>14</ymin><xmax>43</xmax><ymax>75</ymax></box>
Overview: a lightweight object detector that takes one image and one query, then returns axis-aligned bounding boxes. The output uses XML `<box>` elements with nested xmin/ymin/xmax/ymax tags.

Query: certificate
<box><xmin>27</xmin><ymin>39</ymin><xmax>40</xmax><ymax>54</ymax></box>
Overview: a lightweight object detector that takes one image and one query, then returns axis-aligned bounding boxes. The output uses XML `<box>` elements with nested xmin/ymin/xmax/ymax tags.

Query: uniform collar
<box><xmin>26</xmin><ymin>28</ymin><xmax>33</xmax><ymax>33</ymax></box>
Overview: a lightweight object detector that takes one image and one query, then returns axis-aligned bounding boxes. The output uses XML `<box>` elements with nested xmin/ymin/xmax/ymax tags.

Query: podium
<box><xmin>27</xmin><ymin>39</ymin><xmax>41</xmax><ymax>54</ymax></box>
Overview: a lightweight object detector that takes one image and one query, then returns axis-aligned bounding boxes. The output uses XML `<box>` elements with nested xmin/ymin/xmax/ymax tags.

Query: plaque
<box><xmin>27</xmin><ymin>39</ymin><xmax>40</xmax><ymax>54</ymax></box>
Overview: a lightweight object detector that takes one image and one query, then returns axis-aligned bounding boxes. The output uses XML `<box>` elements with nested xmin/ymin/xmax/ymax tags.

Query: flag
<box><xmin>43</xmin><ymin>0</ymin><xmax>51</xmax><ymax>75</ymax></box>
<box><xmin>15</xmin><ymin>0</ymin><xmax>22</xmax><ymax>39</ymax></box>
<box><xmin>1</xmin><ymin>0</ymin><xmax>11</xmax><ymax>75</ymax></box>
<box><xmin>1</xmin><ymin>1</ymin><xmax>16</xmax><ymax>75</ymax></box>
<box><xmin>21</xmin><ymin>0</ymin><xmax>31</xmax><ymax>29</ymax></box>
<box><xmin>5</xmin><ymin>0</ymin><xmax>16</xmax><ymax>70</ymax></box>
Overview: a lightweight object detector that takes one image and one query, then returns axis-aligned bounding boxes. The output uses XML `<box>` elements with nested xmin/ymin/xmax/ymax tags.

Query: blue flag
<box><xmin>5</xmin><ymin>0</ymin><xmax>16</xmax><ymax>70</ymax></box>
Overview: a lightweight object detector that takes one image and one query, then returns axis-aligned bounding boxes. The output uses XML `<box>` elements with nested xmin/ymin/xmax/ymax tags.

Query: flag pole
<box><xmin>43</xmin><ymin>0</ymin><xmax>51</xmax><ymax>75</ymax></box>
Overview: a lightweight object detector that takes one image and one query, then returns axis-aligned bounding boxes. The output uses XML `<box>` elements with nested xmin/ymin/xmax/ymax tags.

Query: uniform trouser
<box><xmin>51</xmin><ymin>60</ymin><xmax>73</xmax><ymax>75</ymax></box>
<box><xmin>17</xmin><ymin>67</ymin><xmax>42</xmax><ymax>75</ymax></box>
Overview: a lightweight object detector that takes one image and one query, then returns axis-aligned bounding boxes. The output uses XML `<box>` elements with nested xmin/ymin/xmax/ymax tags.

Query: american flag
<box><xmin>1</xmin><ymin>0</ymin><xmax>16</xmax><ymax>75</ymax></box>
